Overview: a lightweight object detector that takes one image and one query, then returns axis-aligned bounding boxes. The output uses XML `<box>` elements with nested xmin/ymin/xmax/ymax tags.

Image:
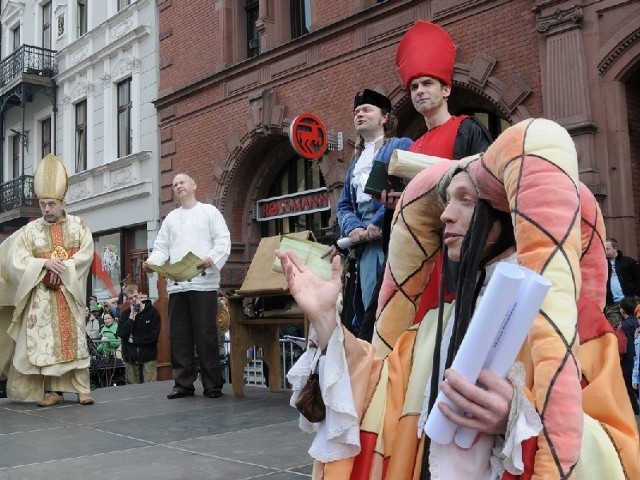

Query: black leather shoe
<box><xmin>167</xmin><ymin>390</ymin><xmax>194</xmax><ymax>400</ymax></box>
<box><xmin>204</xmin><ymin>390</ymin><xmax>222</xmax><ymax>398</ymax></box>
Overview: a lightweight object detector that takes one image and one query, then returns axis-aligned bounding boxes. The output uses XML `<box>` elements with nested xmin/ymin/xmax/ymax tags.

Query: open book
<box><xmin>273</xmin><ymin>235</ymin><xmax>333</xmax><ymax>280</ymax></box>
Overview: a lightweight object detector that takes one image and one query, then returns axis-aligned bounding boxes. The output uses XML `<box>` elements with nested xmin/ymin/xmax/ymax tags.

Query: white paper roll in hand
<box><xmin>424</xmin><ymin>262</ymin><xmax>551</xmax><ymax>446</ymax></box>
<box><xmin>336</xmin><ymin>237</ymin><xmax>353</xmax><ymax>249</ymax></box>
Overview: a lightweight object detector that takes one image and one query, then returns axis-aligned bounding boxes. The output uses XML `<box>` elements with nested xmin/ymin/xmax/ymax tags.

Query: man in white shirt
<box><xmin>145</xmin><ymin>173</ymin><xmax>231</xmax><ymax>399</ymax></box>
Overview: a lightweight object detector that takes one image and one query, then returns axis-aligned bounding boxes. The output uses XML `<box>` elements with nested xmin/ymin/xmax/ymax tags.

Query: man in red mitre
<box><xmin>387</xmin><ymin>21</ymin><xmax>494</xmax><ymax>336</ymax></box>
<box><xmin>396</xmin><ymin>20</ymin><xmax>492</xmax><ymax>159</ymax></box>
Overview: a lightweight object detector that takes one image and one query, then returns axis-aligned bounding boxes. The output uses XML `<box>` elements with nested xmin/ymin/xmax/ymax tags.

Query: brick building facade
<box><xmin>155</xmin><ymin>0</ymin><xmax>640</xmax><ymax>290</ymax></box>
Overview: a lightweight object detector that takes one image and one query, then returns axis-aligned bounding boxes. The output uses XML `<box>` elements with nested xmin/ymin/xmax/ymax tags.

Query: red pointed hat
<box><xmin>395</xmin><ymin>21</ymin><xmax>456</xmax><ymax>90</ymax></box>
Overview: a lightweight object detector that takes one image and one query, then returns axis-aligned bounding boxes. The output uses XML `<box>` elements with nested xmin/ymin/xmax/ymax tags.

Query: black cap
<box><xmin>354</xmin><ymin>89</ymin><xmax>392</xmax><ymax>112</ymax></box>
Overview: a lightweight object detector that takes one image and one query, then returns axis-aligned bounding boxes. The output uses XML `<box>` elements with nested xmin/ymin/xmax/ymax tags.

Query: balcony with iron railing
<box><xmin>0</xmin><ymin>175</ymin><xmax>38</xmax><ymax>216</ymax></box>
<box><xmin>0</xmin><ymin>44</ymin><xmax>58</xmax><ymax>90</ymax></box>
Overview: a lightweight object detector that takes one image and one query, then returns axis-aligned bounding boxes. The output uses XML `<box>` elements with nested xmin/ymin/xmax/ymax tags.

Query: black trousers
<box><xmin>168</xmin><ymin>290</ymin><xmax>223</xmax><ymax>394</ymax></box>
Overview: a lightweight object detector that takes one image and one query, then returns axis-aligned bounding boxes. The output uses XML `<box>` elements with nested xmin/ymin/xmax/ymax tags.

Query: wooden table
<box><xmin>228</xmin><ymin>296</ymin><xmax>306</xmax><ymax>397</ymax></box>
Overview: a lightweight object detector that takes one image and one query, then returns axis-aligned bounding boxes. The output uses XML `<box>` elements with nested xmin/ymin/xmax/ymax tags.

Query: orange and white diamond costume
<box><xmin>288</xmin><ymin>119</ymin><xmax>640</xmax><ymax>479</ymax></box>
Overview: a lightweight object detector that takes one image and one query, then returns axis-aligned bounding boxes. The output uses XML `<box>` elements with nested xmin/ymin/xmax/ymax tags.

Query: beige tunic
<box><xmin>0</xmin><ymin>214</ymin><xmax>94</xmax><ymax>401</ymax></box>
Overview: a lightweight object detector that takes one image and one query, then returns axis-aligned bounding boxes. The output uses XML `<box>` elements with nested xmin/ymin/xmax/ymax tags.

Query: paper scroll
<box><xmin>273</xmin><ymin>235</ymin><xmax>333</xmax><ymax>280</ymax></box>
<box><xmin>424</xmin><ymin>262</ymin><xmax>552</xmax><ymax>446</ymax></box>
<box><xmin>145</xmin><ymin>251</ymin><xmax>204</xmax><ymax>283</ymax></box>
<box><xmin>388</xmin><ymin>150</ymin><xmax>447</xmax><ymax>181</ymax></box>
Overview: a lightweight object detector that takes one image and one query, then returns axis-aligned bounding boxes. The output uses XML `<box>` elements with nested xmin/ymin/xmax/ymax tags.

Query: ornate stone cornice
<box><xmin>536</xmin><ymin>5</ymin><xmax>583</xmax><ymax>35</ymax></box>
<box><xmin>598</xmin><ymin>27</ymin><xmax>640</xmax><ymax>77</ymax></box>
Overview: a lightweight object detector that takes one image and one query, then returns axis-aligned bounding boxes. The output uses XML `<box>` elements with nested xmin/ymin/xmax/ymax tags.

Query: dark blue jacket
<box><xmin>336</xmin><ymin>137</ymin><xmax>412</xmax><ymax>237</ymax></box>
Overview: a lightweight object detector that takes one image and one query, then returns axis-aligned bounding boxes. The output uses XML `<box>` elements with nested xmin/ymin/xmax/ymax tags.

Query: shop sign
<box><xmin>289</xmin><ymin>113</ymin><xmax>328</xmax><ymax>160</ymax></box>
<box><xmin>256</xmin><ymin>187</ymin><xmax>330</xmax><ymax>221</ymax></box>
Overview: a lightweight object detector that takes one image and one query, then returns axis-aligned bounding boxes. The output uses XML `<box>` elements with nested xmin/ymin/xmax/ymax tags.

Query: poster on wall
<box><xmin>91</xmin><ymin>233</ymin><xmax>121</xmax><ymax>299</ymax></box>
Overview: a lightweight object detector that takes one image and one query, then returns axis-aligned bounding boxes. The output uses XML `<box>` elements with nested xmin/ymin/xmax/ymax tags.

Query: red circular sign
<box><xmin>289</xmin><ymin>113</ymin><xmax>328</xmax><ymax>160</ymax></box>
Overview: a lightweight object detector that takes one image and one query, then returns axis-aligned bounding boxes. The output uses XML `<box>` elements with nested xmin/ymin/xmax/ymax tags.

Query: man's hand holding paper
<box><xmin>144</xmin><ymin>251</ymin><xmax>205</xmax><ymax>283</ymax></box>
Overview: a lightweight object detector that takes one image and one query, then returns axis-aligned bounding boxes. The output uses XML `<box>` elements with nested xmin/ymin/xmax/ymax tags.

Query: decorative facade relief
<box><xmin>67</xmin><ymin>152</ymin><xmax>151</xmax><ymax>209</ymax></box>
<box><xmin>469</xmin><ymin>52</ymin><xmax>497</xmax><ymax>87</ymax></box>
<box><xmin>598</xmin><ymin>29</ymin><xmax>640</xmax><ymax>77</ymax></box>
<box><xmin>98</xmin><ymin>74</ymin><xmax>113</xmax><ymax>89</ymax></box>
<box><xmin>110</xmin><ymin>165</ymin><xmax>136</xmax><ymax>187</ymax></box>
<box><xmin>69</xmin><ymin>77</ymin><xmax>94</xmax><ymax>102</ymax></box>
<box><xmin>69</xmin><ymin>40</ymin><xmax>91</xmax><ymax>67</ymax></box>
<box><xmin>247</xmin><ymin>88</ymin><xmax>285</xmax><ymax>131</ymax></box>
<box><xmin>536</xmin><ymin>5</ymin><xmax>583</xmax><ymax>35</ymax></box>
<box><xmin>111</xmin><ymin>54</ymin><xmax>140</xmax><ymax>82</ymax></box>
<box><xmin>67</xmin><ymin>179</ymin><xmax>92</xmax><ymax>202</ymax></box>
<box><xmin>54</xmin><ymin>4</ymin><xmax>66</xmax><ymax>50</ymax></box>
<box><xmin>110</xmin><ymin>17</ymin><xmax>134</xmax><ymax>42</ymax></box>
<box><xmin>0</xmin><ymin>1</ymin><xmax>25</xmax><ymax>29</ymax></box>
<box><xmin>544</xmin><ymin>31</ymin><xmax>589</xmax><ymax>121</ymax></box>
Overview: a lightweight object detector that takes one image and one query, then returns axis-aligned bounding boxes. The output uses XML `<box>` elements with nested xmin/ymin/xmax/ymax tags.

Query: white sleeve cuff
<box><xmin>286</xmin><ymin>307</ymin><xmax>361</xmax><ymax>463</ymax></box>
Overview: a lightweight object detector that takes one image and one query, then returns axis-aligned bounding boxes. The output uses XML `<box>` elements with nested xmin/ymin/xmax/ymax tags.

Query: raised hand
<box><xmin>274</xmin><ymin>249</ymin><xmax>342</xmax><ymax>348</ymax></box>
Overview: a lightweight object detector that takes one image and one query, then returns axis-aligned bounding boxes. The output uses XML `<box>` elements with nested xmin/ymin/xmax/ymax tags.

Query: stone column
<box><xmin>535</xmin><ymin>3</ymin><xmax>602</xmax><ymax>197</ymax></box>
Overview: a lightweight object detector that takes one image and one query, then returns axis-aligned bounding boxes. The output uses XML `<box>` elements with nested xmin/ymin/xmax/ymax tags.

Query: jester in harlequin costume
<box><xmin>372</xmin><ymin>21</ymin><xmax>493</xmax><ymax>350</ymax></box>
<box><xmin>0</xmin><ymin>154</ymin><xmax>95</xmax><ymax>406</ymax></box>
<box><xmin>280</xmin><ymin>118</ymin><xmax>640</xmax><ymax>479</ymax></box>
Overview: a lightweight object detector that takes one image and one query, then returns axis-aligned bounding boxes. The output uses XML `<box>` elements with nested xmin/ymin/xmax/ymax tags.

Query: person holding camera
<box><xmin>117</xmin><ymin>284</ymin><xmax>161</xmax><ymax>383</ymax></box>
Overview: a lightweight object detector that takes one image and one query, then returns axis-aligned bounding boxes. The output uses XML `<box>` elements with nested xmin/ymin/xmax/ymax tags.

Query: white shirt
<box><xmin>147</xmin><ymin>202</ymin><xmax>231</xmax><ymax>294</ymax></box>
<box><xmin>351</xmin><ymin>136</ymin><xmax>383</xmax><ymax>203</ymax></box>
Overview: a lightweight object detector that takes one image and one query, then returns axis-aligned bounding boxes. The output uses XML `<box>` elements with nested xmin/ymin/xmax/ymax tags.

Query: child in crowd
<box><xmin>97</xmin><ymin>313</ymin><xmax>121</xmax><ymax>355</ymax></box>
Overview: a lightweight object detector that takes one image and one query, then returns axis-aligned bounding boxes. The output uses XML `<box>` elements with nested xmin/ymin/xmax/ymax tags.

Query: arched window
<box><xmin>261</xmin><ymin>156</ymin><xmax>330</xmax><ymax>238</ymax></box>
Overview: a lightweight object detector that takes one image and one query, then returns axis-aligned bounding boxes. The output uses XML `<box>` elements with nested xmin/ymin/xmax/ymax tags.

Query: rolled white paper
<box><xmin>425</xmin><ymin>262</ymin><xmax>526</xmax><ymax>444</ymax></box>
<box><xmin>453</xmin><ymin>268</ymin><xmax>552</xmax><ymax>448</ymax></box>
<box><xmin>336</xmin><ymin>237</ymin><xmax>353</xmax><ymax>249</ymax></box>
<box><xmin>388</xmin><ymin>150</ymin><xmax>447</xmax><ymax>180</ymax></box>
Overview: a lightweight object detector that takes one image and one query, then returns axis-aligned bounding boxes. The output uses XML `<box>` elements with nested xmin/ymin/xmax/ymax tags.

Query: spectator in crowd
<box><xmin>85</xmin><ymin>307</ymin><xmax>101</xmax><ymax>341</ymax></box>
<box><xmin>89</xmin><ymin>303</ymin><xmax>105</xmax><ymax>327</ymax></box>
<box><xmin>605</xmin><ymin>238</ymin><xmax>640</xmax><ymax>327</ymax></box>
<box><xmin>97</xmin><ymin>313</ymin><xmax>121</xmax><ymax>356</ymax></box>
<box><xmin>117</xmin><ymin>284</ymin><xmax>161</xmax><ymax>383</ymax></box>
<box><xmin>632</xmin><ymin>318</ymin><xmax>640</xmax><ymax>405</ymax></box>
<box><xmin>144</xmin><ymin>173</ymin><xmax>231</xmax><ymax>399</ymax></box>
<box><xmin>619</xmin><ymin>296</ymin><xmax>640</xmax><ymax>415</ymax></box>
<box><xmin>336</xmin><ymin>89</ymin><xmax>412</xmax><ymax>335</ymax></box>
<box><xmin>88</xmin><ymin>295</ymin><xmax>98</xmax><ymax>309</ymax></box>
